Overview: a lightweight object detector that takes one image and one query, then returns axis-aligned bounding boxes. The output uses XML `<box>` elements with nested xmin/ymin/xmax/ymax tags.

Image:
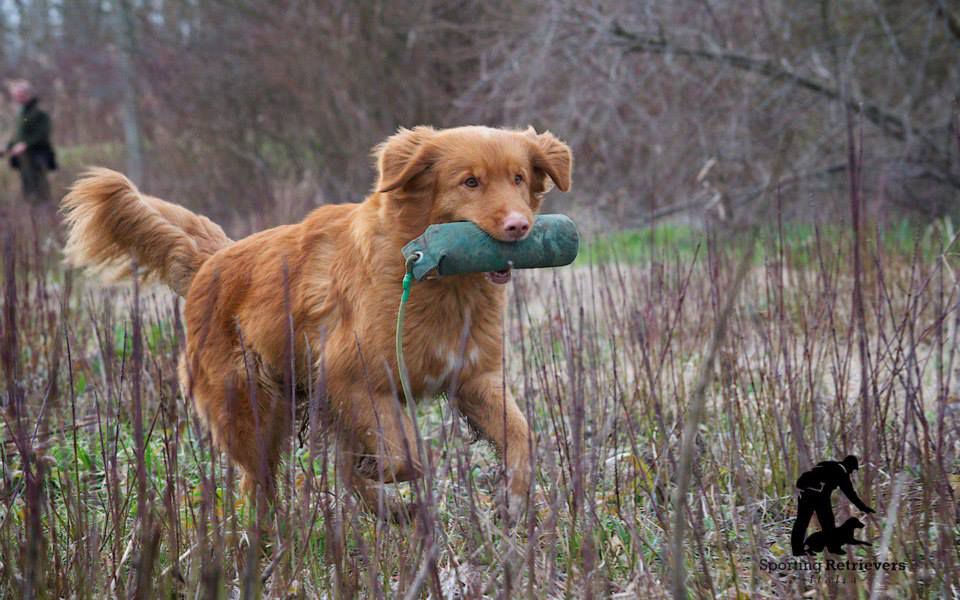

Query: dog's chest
<box><xmin>417</xmin><ymin>342</ymin><xmax>482</xmax><ymax>394</ymax></box>
<box><xmin>404</xmin><ymin>298</ymin><xmax>499</xmax><ymax>395</ymax></box>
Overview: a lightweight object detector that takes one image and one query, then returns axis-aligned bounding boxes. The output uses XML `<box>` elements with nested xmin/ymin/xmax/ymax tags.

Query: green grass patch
<box><xmin>578</xmin><ymin>218</ymin><xmax>955</xmax><ymax>266</ymax></box>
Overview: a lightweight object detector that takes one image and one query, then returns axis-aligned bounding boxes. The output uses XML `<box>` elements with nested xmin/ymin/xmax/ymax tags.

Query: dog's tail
<box><xmin>62</xmin><ymin>168</ymin><xmax>232</xmax><ymax>296</ymax></box>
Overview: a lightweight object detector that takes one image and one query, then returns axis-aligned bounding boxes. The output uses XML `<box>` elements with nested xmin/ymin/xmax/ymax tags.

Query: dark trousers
<box><xmin>791</xmin><ymin>489</ymin><xmax>836</xmax><ymax>555</ymax></box>
<box><xmin>19</xmin><ymin>152</ymin><xmax>50</xmax><ymax>204</ymax></box>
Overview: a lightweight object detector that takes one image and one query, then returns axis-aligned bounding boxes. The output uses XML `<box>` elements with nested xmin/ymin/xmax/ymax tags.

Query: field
<box><xmin>0</xmin><ymin>0</ymin><xmax>956</xmax><ymax>596</ymax></box>
<box><xmin>0</xmin><ymin>199</ymin><xmax>956</xmax><ymax>599</ymax></box>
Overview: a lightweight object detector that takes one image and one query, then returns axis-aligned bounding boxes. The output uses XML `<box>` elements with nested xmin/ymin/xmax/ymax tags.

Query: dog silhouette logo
<box><xmin>802</xmin><ymin>517</ymin><xmax>872</xmax><ymax>555</ymax></box>
<box><xmin>790</xmin><ymin>455</ymin><xmax>876</xmax><ymax>556</ymax></box>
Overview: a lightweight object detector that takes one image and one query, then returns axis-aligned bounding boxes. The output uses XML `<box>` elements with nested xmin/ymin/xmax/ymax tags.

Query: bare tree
<box><xmin>1</xmin><ymin>0</ymin><xmax>955</xmax><ymax>227</ymax></box>
<box><xmin>111</xmin><ymin>0</ymin><xmax>146</xmax><ymax>185</ymax></box>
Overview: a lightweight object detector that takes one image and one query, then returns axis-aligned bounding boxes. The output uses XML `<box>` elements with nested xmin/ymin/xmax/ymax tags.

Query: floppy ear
<box><xmin>375</xmin><ymin>126</ymin><xmax>437</xmax><ymax>193</ymax></box>
<box><xmin>525</xmin><ymin>127</ymin><xmax>572</xmax><ymax>193</ymax></box>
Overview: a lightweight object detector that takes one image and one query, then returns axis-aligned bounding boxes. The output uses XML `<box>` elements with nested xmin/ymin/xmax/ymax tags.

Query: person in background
<box><xmin>5</xmin><ymin>79</ymin><xmax>56</xmax><ymax>204</ymax></box>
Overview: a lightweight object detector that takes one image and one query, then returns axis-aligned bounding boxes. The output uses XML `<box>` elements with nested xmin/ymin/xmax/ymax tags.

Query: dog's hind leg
<box><xmin>181</xmin><ymin>355</ymin><xmax>292</xmax><ymax>504</ymax></box>
<box><xmin>332</xmin><ymin>391</ymin><xmax>426</xmax><ymax>522</ymax></box>
<box><xmin>340</xmin><ymin>391</ymin><xmax>424</xmax><ymax>484</ymax></box>
<box><xmin>230</xmin><ymin>385</ymin><xmax>291</xmax><ymax>504</ymax></box>
<box><xmin>336</xmin><ymin>433</ymin><xmax>417</xmax><ymax>524</ymax></box>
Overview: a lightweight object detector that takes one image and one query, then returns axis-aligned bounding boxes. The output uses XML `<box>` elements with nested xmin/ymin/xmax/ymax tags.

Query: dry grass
<box><xmin>0</xmin><ymin>199</ymin><xmax>957</xmax><ymax>598</ymax></box>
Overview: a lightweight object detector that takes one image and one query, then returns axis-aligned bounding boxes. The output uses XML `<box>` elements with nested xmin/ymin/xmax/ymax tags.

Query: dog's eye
<box><xmin>463</xmin><ymin>177</ymin><xmax>479</xmax><ymax>188</ymax></box>
<box><xmin>514</xmin><ymin>174</ymin><xmax>524</xmax><ymax>185</ymax></box>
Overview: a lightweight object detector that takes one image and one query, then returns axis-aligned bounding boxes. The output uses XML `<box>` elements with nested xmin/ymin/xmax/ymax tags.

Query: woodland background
<box><xmin>0</xmin><ymin>0</ymin><xmax>957</xmax><ymax>230</ymax></box>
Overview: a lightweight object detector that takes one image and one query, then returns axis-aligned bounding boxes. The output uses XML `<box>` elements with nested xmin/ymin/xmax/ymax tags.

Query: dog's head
<box><xmin>842</xmin><ymin>517</ymin><xmax>866</xmax><ymax>531</ymax></box>
<box><xmin>375</xmin><ymin>125</ymin><xmax>572</xmax><ymax>244</ymax></box>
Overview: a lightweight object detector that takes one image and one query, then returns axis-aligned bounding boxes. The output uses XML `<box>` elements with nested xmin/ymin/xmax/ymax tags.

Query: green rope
<box><xmin>395</xmin><ymin>254</ymin><xmax>418</xmax><ymax>404</ymax></box>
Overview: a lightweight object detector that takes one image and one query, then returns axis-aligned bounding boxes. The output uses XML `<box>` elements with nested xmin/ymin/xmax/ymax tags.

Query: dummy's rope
<box><xmin>395</xmin><ymin>253</ymin><xmax>420</xmax><ymax>404</ymax></box>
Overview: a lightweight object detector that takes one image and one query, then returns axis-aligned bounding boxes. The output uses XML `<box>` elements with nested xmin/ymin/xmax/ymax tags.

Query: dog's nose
<box><xmin>503</xmin><ymin>212</ymin><xmax>530</xmax><ymax>240</ymax></box>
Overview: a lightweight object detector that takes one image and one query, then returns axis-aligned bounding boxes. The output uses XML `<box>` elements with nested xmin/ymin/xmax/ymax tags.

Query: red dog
<box><xmin>62</xmin><ymin>125</ymin><xmax>572</xmax><ymax>520</ymax></box>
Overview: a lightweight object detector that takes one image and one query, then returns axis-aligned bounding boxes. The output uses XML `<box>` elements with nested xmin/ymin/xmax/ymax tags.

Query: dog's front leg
<box><xmin>456</xmin><ymin>372</ymin><xmax>533</xmax><ymax>523</ymax></box>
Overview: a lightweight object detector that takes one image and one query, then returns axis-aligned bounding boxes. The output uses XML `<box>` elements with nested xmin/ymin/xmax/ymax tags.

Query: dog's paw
<box><xmin>390</xmin><ymin>501</ymin><xmax>420</xmax><ymax>526</ymax></box>
<box><xmin>497</xmin><ymin>492</ymin><xmax>527</xmax><ymax>528</ymax></box>
<box><xmin>356</xmin><ymin>456</ymin><xmax>379</xmax><ymax>480</ymax></box>
<box><xmin>365</xmin><ymin>495</ymin><xmax>419</xmax><ymax>526</ymax></box>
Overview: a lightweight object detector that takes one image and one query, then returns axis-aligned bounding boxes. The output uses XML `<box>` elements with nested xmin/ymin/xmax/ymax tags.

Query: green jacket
<box><xmin>8</xmin><ymin>97</ymin><xmax>56</xmax><ymax>170</ymax></box>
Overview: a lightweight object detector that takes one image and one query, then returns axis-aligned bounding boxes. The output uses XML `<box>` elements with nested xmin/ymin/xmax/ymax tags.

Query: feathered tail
<box><xmin>61</xmin><ymin>168</ymin><xmax>232</xmax><ymax>296</ymax></box>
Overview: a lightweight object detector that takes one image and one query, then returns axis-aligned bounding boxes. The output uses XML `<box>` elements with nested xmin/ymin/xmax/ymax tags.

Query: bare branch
<box><xmin>932</xmin><ymin>0</ymin><xmax>960</xmax><ymax>42</ymax></box>
<box><xmin>610</xmin><ymin>21</ymin><xmax>910</xmax><ymax>142</ymax></box>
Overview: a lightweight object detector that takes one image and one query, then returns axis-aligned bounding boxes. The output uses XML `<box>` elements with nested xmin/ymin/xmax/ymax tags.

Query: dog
<box><xmin>803</xmin><ymin>517</ymin><xmax>872</xmax><ymax>555</ymax></box>
<box><xmin>61</xmin><ymin>125</ymin><xmax>572</xmax><ymax>522</ymax></box>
